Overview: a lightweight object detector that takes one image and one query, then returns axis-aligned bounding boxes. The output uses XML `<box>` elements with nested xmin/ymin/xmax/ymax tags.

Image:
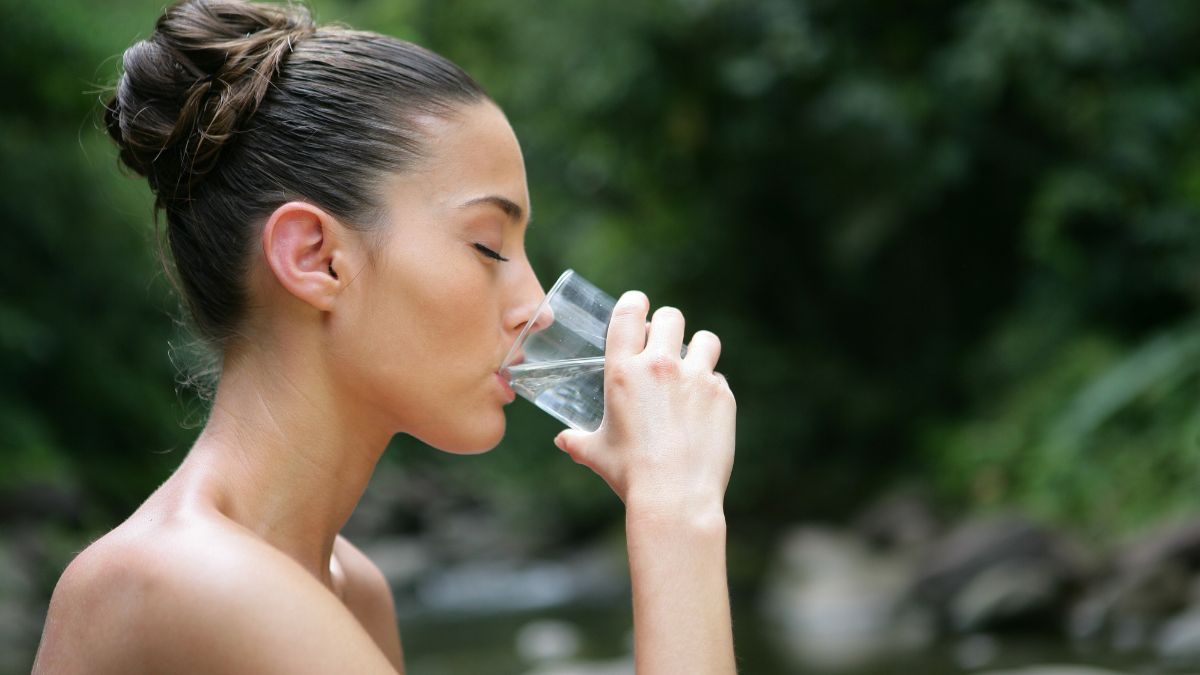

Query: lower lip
<box><xmin>495</xmin><ymin>373</ymin><xmax>516</xmax><ymax>403</ymax></box>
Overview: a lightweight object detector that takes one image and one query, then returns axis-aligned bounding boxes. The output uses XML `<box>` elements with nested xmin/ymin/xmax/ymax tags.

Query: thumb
<box><xmin>554</xmin><ymin>428</ymin><xmax>592</xmax><ymax>463</ymax></box>
<box><xmin>555</xmin><ymin>427</ymin><xmax>622</xmax><ymax>498</ymax></box>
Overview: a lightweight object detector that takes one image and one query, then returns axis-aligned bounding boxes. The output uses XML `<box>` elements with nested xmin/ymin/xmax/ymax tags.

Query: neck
<box><xmin>175</xmin><ymin>335</ymin><xmax>393</xmax><ymax>586</ymax></box>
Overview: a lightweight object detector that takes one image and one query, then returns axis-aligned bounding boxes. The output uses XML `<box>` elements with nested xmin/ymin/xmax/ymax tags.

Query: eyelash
<box><xmin>473</xmin><ymin>243</ymin><xmax>510</xmax><ymax>262</ymax></box>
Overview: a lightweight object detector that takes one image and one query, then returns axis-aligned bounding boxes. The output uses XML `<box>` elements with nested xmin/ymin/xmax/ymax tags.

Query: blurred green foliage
<box><xmin>3</xmin><ymin>0</ymin><xmax>1200</xmax><ymax>547</ymax></box>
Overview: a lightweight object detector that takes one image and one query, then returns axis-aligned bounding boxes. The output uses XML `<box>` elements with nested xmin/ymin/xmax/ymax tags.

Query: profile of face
<box><xmin>321</xmin><ymin>101</ymin><xmax>547</xmax><ymax>454</ymax></box>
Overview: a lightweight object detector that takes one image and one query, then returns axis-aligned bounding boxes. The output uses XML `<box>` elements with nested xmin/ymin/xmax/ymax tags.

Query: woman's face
<box><xmin>330</xmin><ymin>101</ymin><xmax>545</xmax><ymax>453</ymax></box>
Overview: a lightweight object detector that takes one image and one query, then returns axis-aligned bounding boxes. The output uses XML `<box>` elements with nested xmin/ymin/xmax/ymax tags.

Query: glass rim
<box><xmin>499</xmin><ymin>268</ymin><xmax>576</xmax><ymax>370</ymax></box>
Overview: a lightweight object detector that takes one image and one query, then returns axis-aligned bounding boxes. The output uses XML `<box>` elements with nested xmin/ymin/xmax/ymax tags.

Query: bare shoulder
<box><xmin>335</xmin><ymin>534</ymin><xmax>392</xmax><ymax>605</ymax></box>
<box><xmin>334</xmin><ymin>534</ymin><xmax>404</xmax><ymax>668</ymax></box>
<box><xmin>34</xmin><ymin>517</ymin><xmax>399</xmax><ymax>675</ymax></box>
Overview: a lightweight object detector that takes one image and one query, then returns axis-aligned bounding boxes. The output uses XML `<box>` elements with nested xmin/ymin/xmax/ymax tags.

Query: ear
<box><xmin>261</xmin><ymin>201</ymin><xmax>348</xmax><ymax>312</ymax></box>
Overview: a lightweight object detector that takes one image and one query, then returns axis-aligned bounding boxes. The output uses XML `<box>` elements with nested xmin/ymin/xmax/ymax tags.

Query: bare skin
<box><xmin>34</xmin><ymin>100</ymin><xmax>736</xmax><ymax>674</ymax></box>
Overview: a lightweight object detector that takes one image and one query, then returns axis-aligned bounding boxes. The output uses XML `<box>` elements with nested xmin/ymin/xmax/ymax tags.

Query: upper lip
<box><xmin>498</xmin><ymin>352</ymin><xmax>525</xmax><ymax>373</ymax></box>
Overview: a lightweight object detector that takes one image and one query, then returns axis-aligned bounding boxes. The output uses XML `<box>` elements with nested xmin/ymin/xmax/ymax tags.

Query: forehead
<box><xmin>380</xmin><ymin>101</ymin><xmax>530</xmax><ymax>222</ymax></box>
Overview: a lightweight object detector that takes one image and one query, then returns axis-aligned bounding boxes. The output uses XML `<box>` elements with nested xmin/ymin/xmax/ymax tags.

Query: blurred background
<box><xmin>3</xmin><ymin>0</ymin><xmax>1200</xmax><ymax>673</ymax></box>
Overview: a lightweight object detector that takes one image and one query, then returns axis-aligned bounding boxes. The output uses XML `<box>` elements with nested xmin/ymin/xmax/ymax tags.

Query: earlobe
<box><xmin>261</xmin><ymin>201</ymin><xmax>346</xmax><ymax>312</ymax></box>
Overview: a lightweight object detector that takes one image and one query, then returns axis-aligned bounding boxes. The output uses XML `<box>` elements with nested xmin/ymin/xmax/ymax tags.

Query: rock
<box><xmin>0</xmin><ymin>595</ymin><xmax>41</xmax><ymax>674</ymax></box>
<box><xmin>417</xmin><ymin>560</ymin><xmax>578</xmax><ymax>612</ymax></box>
<box><xmin>358</xmin><ymin>537</ymin><xmax>432</xmax><ymax>589</ymax></box>
<box><xmin>516</xmin><ymin>619</ymin><xmax>583</xmax><ymax>663</ymax></box>
<box><xmin>974</xmin><ymin>662</ymin><xmax>1132</xmax><ymax>667</ymax></box>
<box><xmin>0</xmin><ymin>543</ymin><xmax>41</xmax><ymax>674</ymax></box>
<box><xmin>761</xmin><ymin>526</ymin><xmax>934</xmax><ymax>671</ymax></box>
<box><xmin>1069</xmin><ymin>518</ymin><xmax>1200</xmax><ymax>649</ymax></box>
<box><xmin>853</xmin><ymin>491</ymin><xmax>940</xmax><ymax>552</ymax></box>
<box><xmin>415</xmin><ymin>546</ymin><xmax>625</xmax><ymax>614</ymax></box>
<box><xmin>1155</xmin><ymin>605</ymin><xmax>1200</xmax><ymax>662</ymax></box>
<box><xmin>343</xmin><ymin>463</ymin><xmax>443</xmax><ymax>539</ymax></box>
<box><xmin>0</xmin><ymin>482</ymin><xmax>84</xmax><ymax>528</ymax></box>
<box><xmin>426</xmin><ymin>507</ymin><xmax>524</xmax><ymax>559</ymax></box>
<box><xmin>0</xmin><ymin>542</ymin><xmax>35</xmax><ymax>598</ymax></box>
<box><xmin>949</xmin><ymin>559</ymin><xmax>1062</xmax><ymax>632</ymax></box>
<box><xmin>953</xmin><ymin>633</ymin><xmax>1000</xmax><ymax>670</ymax></box>
<box><xmin>1068</xmin><ymin>562</ymin><xmax>1188</xmax><ymax>650</ymax></box>
<box><xmin>914</xmin><ymin>515</ymin><xmax>1089</xmax><ymax>632</ymax></box>
<box><xmin>521</xmin><ymin>657</ymin><xmax>633</xmax><ymax>675</ymax></box>
<box><xmin>1118</xmin><ymin>519</ymin><xmax>1200</xmax><ymax>573</ymax></box>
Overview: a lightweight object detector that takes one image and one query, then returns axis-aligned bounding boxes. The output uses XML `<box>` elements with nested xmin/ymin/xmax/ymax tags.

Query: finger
<box><xmin>683</xmin><ymin>330</ymin><xmax>721</xmax><ymax>371</ymax></box>
<box><xmin>646</xmin><ymin>306</ymin><xmax>685</xmax><ymax>356</ymax></box>
<box><xmin>605</xmin><ymin>291</ymin><xmax>650</xmax><ymax>358</ymax></box>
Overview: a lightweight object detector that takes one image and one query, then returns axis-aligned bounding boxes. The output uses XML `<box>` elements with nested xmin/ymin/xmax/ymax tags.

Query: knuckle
<box><xmin>606</xmin><ymin>360</ymin><xmax>634</xmax><ymax>388</ymax></box>
<box><xmin>713</xmin><ymin>372</ymin><xmax>735</xmax><ymax>395</ymax></box>
<box><xmin>646</xmin><ymin>354</ymin><xmax>680</xmax><ymax>379</ymax></box>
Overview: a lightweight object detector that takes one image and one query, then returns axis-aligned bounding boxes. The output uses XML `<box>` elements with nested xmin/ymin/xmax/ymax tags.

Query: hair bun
<box><xmin>104</xmin><ymin>0</ymin><xmax>315</xmax><ymax>204</ymax></box>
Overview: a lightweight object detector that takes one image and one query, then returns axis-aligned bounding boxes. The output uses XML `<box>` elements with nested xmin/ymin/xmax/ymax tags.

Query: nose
<box><xmin>505</xmin><ymin>263</ymin><xmax>553</xmax><ymax>336</ymax></box>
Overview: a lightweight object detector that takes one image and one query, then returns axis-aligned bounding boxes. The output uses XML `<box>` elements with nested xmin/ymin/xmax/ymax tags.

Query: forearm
<box><xmin>625</xmin><ymin>503</ymin><xmax>736</xmax><ymax>675</ymax></box>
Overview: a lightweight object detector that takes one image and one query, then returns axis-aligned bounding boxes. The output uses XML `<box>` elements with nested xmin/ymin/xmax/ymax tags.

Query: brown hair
<box><xmin>104</xmin><ymin>0</ymin><xmax>487</xmax><ymax>349</ymax></box>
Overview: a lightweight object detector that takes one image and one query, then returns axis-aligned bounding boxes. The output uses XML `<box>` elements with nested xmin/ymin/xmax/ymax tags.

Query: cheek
<box><xmin>355</xmin><ymin>234</ymin><xmax>473</xmax><ymax>353</ymax></box>
<box><xmin>394</xmin><ymin>259</ymin><xmax>494</xmax><ymax>363</ymax></box>
<box><xmin>327</xmin><ymin>240</ymin><xmax>502</xmax><ymax>433</ymax></box>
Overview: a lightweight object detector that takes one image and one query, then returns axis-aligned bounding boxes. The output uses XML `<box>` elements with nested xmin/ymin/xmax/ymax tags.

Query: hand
<box><xmin>554</xmin><ymin>291</ymin><xmax>736</xmax><ymax>516</ymax></box>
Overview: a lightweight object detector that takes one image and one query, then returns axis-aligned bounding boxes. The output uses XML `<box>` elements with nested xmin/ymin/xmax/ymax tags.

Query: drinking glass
<box><xmin>499</xmin><ymin>266</ymin><xmax>609</xmax><ymax>427</ymax></box>
<box><xmin>500</xmin><ymin>270</ymin><xmax>684</xmax><ymax>432</ymax></box>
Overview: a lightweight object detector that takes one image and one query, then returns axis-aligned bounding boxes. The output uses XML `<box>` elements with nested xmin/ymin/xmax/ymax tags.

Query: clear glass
<box><xmin>500</xmin><ymin>270</ymin><xmax>612</xmax><ymax>431</ymax></box>
<box><xmin>500</xmin><ymin>270</ymin><xmax>684</xmax><ymax>432</ymax></box>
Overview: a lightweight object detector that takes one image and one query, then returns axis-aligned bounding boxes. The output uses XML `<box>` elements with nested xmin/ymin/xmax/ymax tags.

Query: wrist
<box><xmin>625</xmin><ymin>495</ymin><xmax>727</xmax><ymax>537</ymax></box>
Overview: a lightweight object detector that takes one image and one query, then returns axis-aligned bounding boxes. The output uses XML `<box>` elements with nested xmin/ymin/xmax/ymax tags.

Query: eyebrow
<box><xmin>459</xmin><ymin>195</ymin><xmax>529</xmax><ymax>225</ymax></box>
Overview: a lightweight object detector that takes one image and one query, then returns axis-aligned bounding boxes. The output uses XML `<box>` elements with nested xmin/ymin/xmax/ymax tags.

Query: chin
<box><xmin>415</xmin><ymin>409</ymin><xmax>507</xmax><ymax>455</ymax></box>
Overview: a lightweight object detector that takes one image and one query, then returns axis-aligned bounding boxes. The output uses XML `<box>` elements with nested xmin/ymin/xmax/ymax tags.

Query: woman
<box><xmin>33</xmin><ymin>0</ymin><xmax>737</xmax><ymax>672</ymax></box>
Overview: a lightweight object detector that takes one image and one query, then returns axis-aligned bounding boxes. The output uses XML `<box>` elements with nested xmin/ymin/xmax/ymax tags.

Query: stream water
<box><xmin>397</xmin><ymin>602</ymin><xmax>1165</xmax><ymax>675</ymax></box>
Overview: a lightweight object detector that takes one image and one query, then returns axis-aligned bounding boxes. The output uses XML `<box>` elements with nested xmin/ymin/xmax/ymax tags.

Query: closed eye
<box><xmin>473</xmin><ymin>243</ymin><xmax>510</xmax><ymax>262</ymax></box>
